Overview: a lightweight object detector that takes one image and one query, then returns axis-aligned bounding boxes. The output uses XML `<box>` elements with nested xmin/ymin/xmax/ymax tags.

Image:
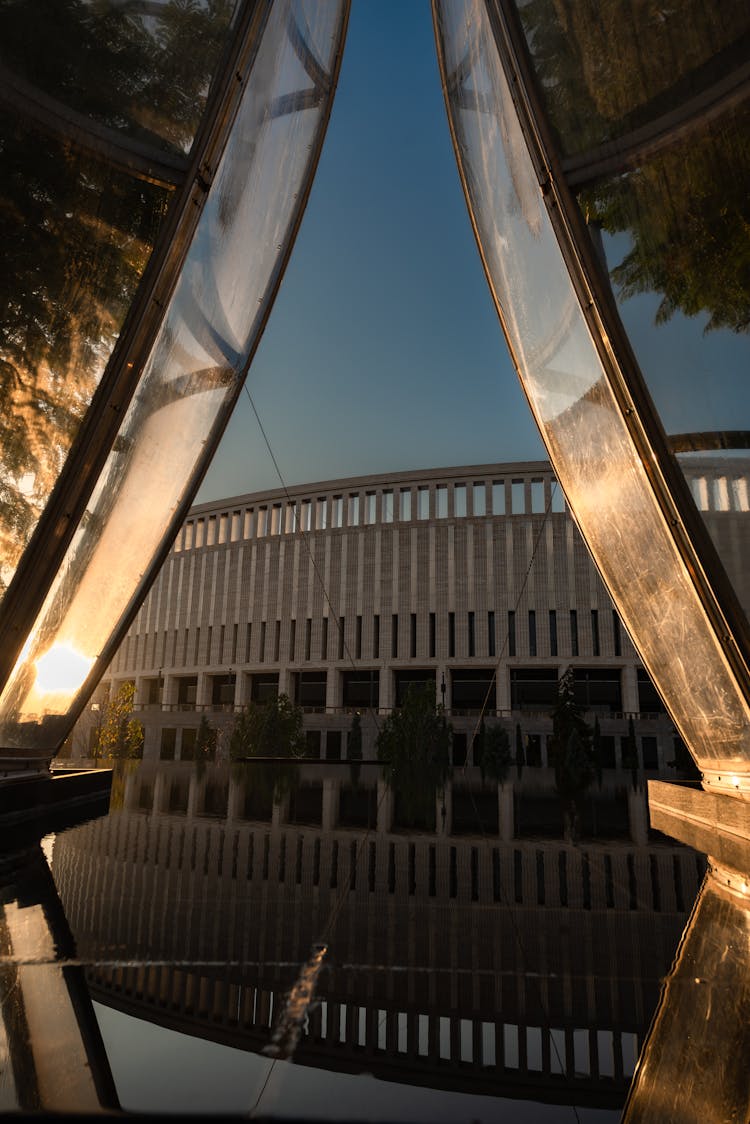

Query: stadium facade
<box><xmin>66</xmin><ymin>456</ymin><xmax>748</xmax><ymax>774</ymax></box>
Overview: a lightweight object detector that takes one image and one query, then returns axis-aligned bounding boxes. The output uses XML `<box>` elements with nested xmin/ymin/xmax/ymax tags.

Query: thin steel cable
<box><xmin>240</xmin><ymin>391</ymin><xmax>586</xmax><ymax>1116</ymax></box>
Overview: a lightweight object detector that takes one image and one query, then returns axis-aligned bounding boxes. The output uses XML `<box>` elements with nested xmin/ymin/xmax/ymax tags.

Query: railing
<box><xmin>128</xmin><ymin>702</ymin><xmax>670</xmax><ymax>723</ymax></box>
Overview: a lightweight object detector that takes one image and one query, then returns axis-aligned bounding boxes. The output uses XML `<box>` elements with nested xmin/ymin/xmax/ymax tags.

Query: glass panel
<box><xmin>417</xmin><ymin>487</ymin><xmax>429</xmax><ymax>519</ymax></box>
<box><xmin>517</xmin><ymin>1</ymin><xmax>750</xmax><ymax>672</ymax></box>
<box><xmin>0</xmin><ymin>0</ymin><xmax>242</xmax><ymax>599</ymax></box>
<box><xmin>492</xmin><ymin>480</ymin><xmax>505</xmax><ymax>514</ymax></box>
<box><xmin>0</xmin><ymin>1</ymin><xmax>239</xmax><ymax>154</ymax></box>
<box><xmin>436</xmin><ymin>485</ymin><xmax>448</xmax><ymax>518</ymax></box>
<box><xmin>454</xmin><ymin>483</ymin><xmax>467</xmax><ymax>517</ymax></box>
<box><xmin>434</xmin><ymin>0</ymin><xmax>750</xmax><ymax>776</ymax></box>
<box><xmin>0</xmin><ymin>0</ymin><xmax>350</xmax><ymax>750</ymax></box>
<box><xmin>0</xmin><ymin>114</ymin><xmax>168</xmax><ymax>597</ymax></box>
<box><xmin>516</xmin><ymin>2</ymin><xmax>750</xmax><ymax>159</ymax></box>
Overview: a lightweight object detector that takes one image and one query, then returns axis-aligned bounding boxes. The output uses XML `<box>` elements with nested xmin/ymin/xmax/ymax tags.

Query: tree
<box><xmin>228</xmin><ymin>693</ymin><xmax>305</xmax><ymax>760</ymax></box>
<box><xmin>0</xmin><ymin>0</ymin><xmax>236</xmax><ymax>593</ymax></box>
<box><xmin>479</xmin><ymin>722</ymin><xmax>512</xmax><ymax>785</ymax></box>
<box><xmin>518</xmin><ymin>0</ymin><xmax>750</xmax><ymax>334</ymax></box>
<box><xmin>549</xmin><ymin>667</ymin><xmax>594</xmax><ymax>840</ymax></box>
<box><xmin>376</xmin><ymin>684</ymin><xmax>452</xmax><ymax>829</ymax></box>
<box><xmin>195</xmin><ymin>714</ymin><xmax>217</xmax><ymax>762</ymax></box>
<box><xmin>94</xmin><ymin>681</ymin><xmax>143</xmax><ymax>761</ymax></box>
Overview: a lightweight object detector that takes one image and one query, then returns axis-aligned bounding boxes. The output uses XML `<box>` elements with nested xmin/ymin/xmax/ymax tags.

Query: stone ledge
<box><xmin>648</xmin><ymin>780</ymin><xmax>750</xmax><ymax>875</ymax></box>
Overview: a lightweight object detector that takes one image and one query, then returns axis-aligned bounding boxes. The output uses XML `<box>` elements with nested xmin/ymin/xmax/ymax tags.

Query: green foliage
<box><xmin>195</xmin><ymin>715</ymin><xmax>217</xmax><ymax>762</ymax></box>
<box><xmin>549</xmin><ymin>668</ymin><xmax>595</xmax><ymax>840</ymax></box>
<box><xmin>228</xmin><ymin>693</ymin><xmax>305</xmax><ymax>761</ymax></box>
<box><xmin>519</xmin><ymin>0</ymin><xmax>750</xmax><ymax>334</ymax></box>
<box><xmin>95</xmin><ymin>682</ymin><xmax>143</xmax><ymax>760</ymax></box>
<box><xmin>478</xmin><ymin>722</ymin><xmax>512</xmax><ymax>785</ymax></box>
<box><xmin>348</xmin><ymin>713</ymin><xmax>363</xmax><ymax>760</ymax></box>
<box><xmin>376</xmin><ymin>685</ymin><xmax>452</xmax><ymax>828</ymax></box>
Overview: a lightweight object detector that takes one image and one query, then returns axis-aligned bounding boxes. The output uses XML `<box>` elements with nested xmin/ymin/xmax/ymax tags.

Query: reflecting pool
<box><xmin>1</xmin><ymin>760</ymin><xmax>745</xmax><ymax>1119</ymax></box>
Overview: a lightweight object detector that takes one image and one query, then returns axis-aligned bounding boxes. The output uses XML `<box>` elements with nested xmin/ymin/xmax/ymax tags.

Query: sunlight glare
<box><xmin>35</xmin><ymin>644</ymin><xmax>94</xmax><ymax>697</ymax></box>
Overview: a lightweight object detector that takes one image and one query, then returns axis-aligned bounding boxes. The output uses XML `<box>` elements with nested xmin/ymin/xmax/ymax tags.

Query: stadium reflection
<box><xmin>0</xmin><ymin>762</ymin><xmax>745</xmax><ymax>1118</ymax></box>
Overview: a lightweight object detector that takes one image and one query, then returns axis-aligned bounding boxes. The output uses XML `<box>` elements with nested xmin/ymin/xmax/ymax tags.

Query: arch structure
<box><xmin>432</xmin><ymin>0</ymin><xmax>750</xmax><ymax>799</ymax></box>
<box><xmin>0</xmin><ymin>0</ymin><xmax>350</xmax><ymax>775</ymax></box>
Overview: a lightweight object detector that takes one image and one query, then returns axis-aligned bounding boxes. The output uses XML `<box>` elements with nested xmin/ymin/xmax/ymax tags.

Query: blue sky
<box><xmin>197</xmin><ymin>0</ymin><xmax>545</xmax><ymax>502</ymax></box>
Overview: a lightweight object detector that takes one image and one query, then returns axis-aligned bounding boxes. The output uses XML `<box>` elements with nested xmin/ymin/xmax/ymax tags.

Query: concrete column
<box><xmin>622</xmin><ymin>665</ymin><xmax>639</xmax><ymax>714</ymax></box>
<box><xmin>322</xmin><ymin>778</ymin><xmax>339</xmax><ymax>831</ymax></box>
<box><xmin>162</xmin><ymin>673</ymin><xmax>176</xmax><ymax>708</ymax></box>
<box><xmin>499</xmin><ymin>782</ymin><xmax>514</xmax><ymax>840</ymax></box>
<box><xmin>277</xmin><ymin>667</ymin><xmax>291</xmax><ymax>697</ymax></box>
<box><xmin>628</xmin><ymin>785</ymin><xmax>648</xmax><ymax>846</ymax></box>
<box><xmin>187</xmin><ymin>772</ymin><xmax>204</xmax><ymax>818</ymax></box>
<box><xmin>227</xmin><ymin>773</ymin><xmax>244</xmax><ymax>821</ymax></box>
<box><xmin>134</xmin><ymin>675</ymin><xmax>149</xmax><ymax>708</ymax></box>
<box><xmin>122</xmin><ymin>769</ymin><xmax>138</xmax><ymax>811</ymax></box>
<box><xmin>437</xmin><ymin>784</ymin><xmax>451</xmax><ymax>835</ymax></box>
<box><xmin>196</xmin><ymin>672</ymin><xmax>210</xmax><ymax>709</ymax></box>
<box><xmin>272</xmin><ymin>792</ymin><xmax>290</xmax><ymax>827</ymax></box>
<box><xmin>376</xmin><ymin>779</ymin><xmax>393</xmax><ymax>833</ymax></box>
<box><xmin>326</xmin><ymin>669</ymin><xmax>340</xmax><ymax>711</ymax></box>
<box><xmin>437</xmin><ymin>666</ymin><xmax>450</xmax><ymax>711</ymax></box>
<box><xmin>152</xmin><ymin>770</ymin><xmax>167</xmax><ymax>815</ymax></box>
<box><xmin>496</xmin><ymin>667</ymin><xmax>511</xmax><ymax>714</ymax></box>
<box><xmin>379</xmin><ymin>668</ymin><xmax>393</xmax><ymax>713</ymax></box>
<box><xmin>236</xmin><ymin>672</ymin><xmax>251</xmax><ymax>708</ymax></box>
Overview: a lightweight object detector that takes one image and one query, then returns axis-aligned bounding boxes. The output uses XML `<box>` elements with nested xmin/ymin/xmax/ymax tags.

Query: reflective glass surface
<box><xmin>514</xmin><ymin>1</ymin><xmax>750</xmax><ymax>640</ymax></box>
<box><xmin>0</xmin><ymin>760</ymin><xmax>732</xmax><ymax>1119</ymax></box>
<box><xmin>0</xmin><ymin>0</ymin><xmax>240</xmax><ymax>154</ymax></box>
<box><xmin>0</xmin><ymin>110</ymin><xmax>169</xmax><ymax>597</ymax></box>
<box><xmin>433</xmin><ymin>0</ymin><xmax>750</xmax><ymax>779</ymax></box>
<box><xmin>0</xmin><ymin>0</ymin><xmax>349</xmax><ymax>751</ymax></box>
<box><xmin>0</xmin><ymin>0</ymin><xmax>241</xmax><ymax>598</ymax></box>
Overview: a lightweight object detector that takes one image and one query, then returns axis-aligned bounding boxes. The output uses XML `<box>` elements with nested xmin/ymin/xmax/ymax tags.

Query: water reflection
<box><xmin>0</xmin><ymin>762</ymin><xmax>747</xmax><ymax>1117</ymax></box>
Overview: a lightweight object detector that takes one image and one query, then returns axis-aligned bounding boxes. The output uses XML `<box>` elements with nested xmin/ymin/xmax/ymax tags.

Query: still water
<box><xmin>0</xmin><ymin>761</ymin><xmax>745</xmax><ymax>1120</ymax></box>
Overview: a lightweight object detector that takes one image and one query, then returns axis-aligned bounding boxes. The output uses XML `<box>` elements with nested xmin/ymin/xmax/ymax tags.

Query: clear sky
<box><xmin>197</xmin><ymin>0</ymin><xmax>545</xmax><ymax>503</ymax></box>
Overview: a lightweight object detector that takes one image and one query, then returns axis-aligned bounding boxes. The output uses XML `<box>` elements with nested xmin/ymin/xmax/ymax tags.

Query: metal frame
<box><xmin>49</xmin><ymin>0</ymin><xmax>352</xmax><ymax>749</ymax></box>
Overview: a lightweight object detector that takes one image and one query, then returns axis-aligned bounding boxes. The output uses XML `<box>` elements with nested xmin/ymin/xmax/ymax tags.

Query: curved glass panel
<box><xmin>0</xmin><ymin>0</ymin><xmax>240</xmax><ymax>154</ymax></box>
<box><xmin>0</xmin><ymin>0</ymin><xmax>349</xmax><ymax>754</ymax></box>
<box><xmin>433</xmin><ymin>0</ymin><xmax>750</xmax><ymax>786</ymax></box>
<box><xmin>0</xmin><ymin>112</ymin><xmax>169</xmax><ymax>596</ymax></box>
<box><xmin>516</xmin><ymin>0</ymin><xmax>750</xmax><ymax>159</ymax></box>
<box><xmin>0</xmin><ymin>0</ymin><xmax>242</xmax><ymax>599</ymax></box>
<box><xmin>514</xmin><ymin>2</ymin><xmax>750</xmax><ymax>648</ymax></box>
